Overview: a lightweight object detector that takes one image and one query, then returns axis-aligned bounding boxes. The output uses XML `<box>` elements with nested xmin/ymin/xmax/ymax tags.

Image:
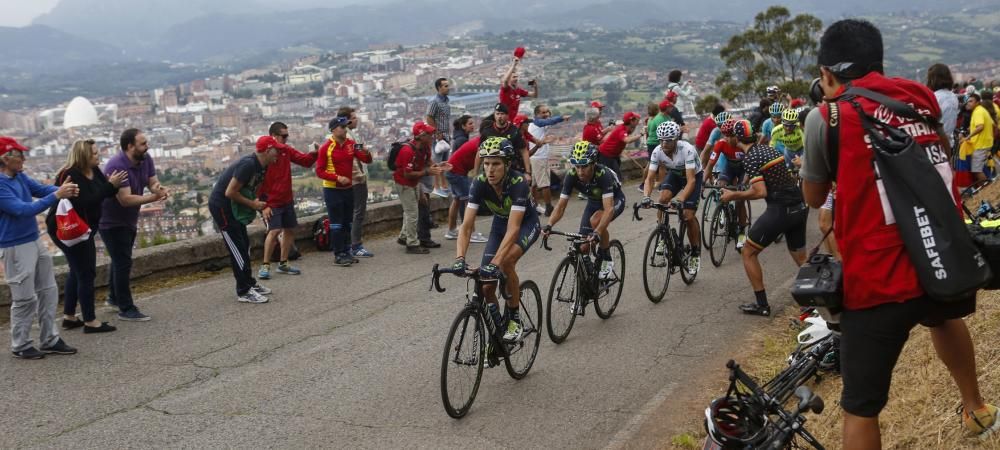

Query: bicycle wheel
<box><xmin>642</xmin><ymin>229</ymin><xmax>671</xmax><ymax>303</ymax></box>
<box><xmin>700</xmin><ymin>193</ymin><xmax>716</xmax><ymax>248</ymax></box>
<box><xmin>679</xmin><ymin>221</ymin><xmax>698</xmax><ymax>285</ymax></box>
<box><xmin>505</xmin><ymin>280</ymin><xmax>542</xmax><ymax>379</ymax></box>
<box><xmin>708</xmin><ymin>203</ymin><xmax>729</xmax><ymax>267</ymax></box>
<box><xmin>441</xmin><ymin>307</ymin><xmax>485</xmax><ymax>419</ymax></box>
<box><xmin>546</xmin><ymin>257</ymin><xmax>579</xmax><ymax>344</ymax></box>
<box><xmin>594</xmin><ymin>239</ymin><xmax>625</xmax><ymax>319</ymax></box>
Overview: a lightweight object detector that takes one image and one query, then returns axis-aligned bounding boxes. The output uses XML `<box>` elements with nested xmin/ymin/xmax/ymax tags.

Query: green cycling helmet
<box><xmin>569</xmin><ymin>140</ymin><xmax>598</xmax><ymax>166</ymax></box>
<box><xmin>478</xmin><ymin>136</ymin><xmax>514</xmax><ymax>160</ymax></box>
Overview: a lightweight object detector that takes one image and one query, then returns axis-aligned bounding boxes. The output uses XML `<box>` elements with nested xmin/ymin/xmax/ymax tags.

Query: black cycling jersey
<box><xmin>744</xmin><ymin>144</ymin><xmax>802</xmax><ymax>205</ymax></box>
<box><xmin>559</xmin><ymin>164</ymin><xmax>623</xmax><ymax>202</ymax></box>
<box><xmin>468</xmin><ymin>170</ymin><xmax>538</xmax><ymax>221</ymax></box>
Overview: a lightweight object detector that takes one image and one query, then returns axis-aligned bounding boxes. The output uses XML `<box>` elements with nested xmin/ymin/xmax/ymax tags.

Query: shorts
<box><xmin>481</xmin><ymin>214</ymin><xmax>540</xmax><ymax>267</ymax></box>
<box><xmin>579</xmin><ymin>194</ymin><xmax>626</xmax><ymax>235</ymax></box>
<box><xmin>265</xmin><ymin>204</ymin><xmax>298</xmax><ymax>230</ymax></box>
<box><xmin>972</xmin><ymin>148</ymin><xmax>991</xmax><ymax>172</ymax></box>
<box><xmin>821</xmin><ymin>191</ymin><xmax>835</xmax><ymax>211</ymax></box>
<box><xmin>419</xmin><ymin>175</ymin><xmax>434</xmax><ymax>195</ymax></box>
<box><xmin>659</xmin><ymin>171</ymin><xmax>704</xmax><ymax>210</ymax></box>
<box><xmin>530</xmin><ymin>159</ymin><xmax>551</xmax><ymax>188</ymax></box>
<box><xmin>840</xmin><ymin>294</ymin><xmax>976</xmax><ymax>417</ymax></box>
<box><xmin>717</xmin><ymin>163</ymin><xmax>745</xmax><ymax>185</ymax></box>
<box><xmin>746</xmin><ymin>202</ymin><xmax>809</xmax><ymax>251</ymax></box>
<box><xmin>445</xmin><ymin>172</ymin><xmax>471</xmax><ymax>201</ymax></box>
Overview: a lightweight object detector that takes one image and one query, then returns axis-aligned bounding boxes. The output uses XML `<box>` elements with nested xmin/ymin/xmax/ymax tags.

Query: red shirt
<box><xmin>449</xmin><ymin>136</ymin><xmax>480</xmax><ymax>175</ymax></box>
<box><xmin>598</xmin><ymin>124</ymin><xmax>629</xmax><ymax>158</ymax></box>
<box><xmin>259</xmin><ymin>145</ymin><xmax>317</xmax><ymax>208</ymax></box>
<box><xmin>393</xmin><ymin>141</ymin><xmax>429</xmax><ymax>187</ymax></box>
<box><xmin>582</xmin><ymin>122</ymin><xmax>603</xmax><ymax>146</ymax></box>
<box><xmin>315</xmin><ymin>138</ymin><xmax>372</xmax><ymax>189</ymax></box>
<box><xmin>499</xmin><ymin>85</ymin><xmax>530</xmax><ymax>115</ymax></box>
<box><xmin>824</xmin><ymin>72</ymin><xmax>954</xmax><ymax>311</ymax></box>
<box><xmin>709</xmin><ymin>140</ymin><xmax>743</xmax><ymax>162</ymax></box>
<box><xmin>695</xmin><ymin>116</ymin><xmax>717</xmax><ymax>151</ymax></box>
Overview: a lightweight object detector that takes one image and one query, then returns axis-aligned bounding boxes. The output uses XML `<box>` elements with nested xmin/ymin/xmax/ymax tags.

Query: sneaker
<box><xmin>655</xmin><ymin>240</ymin><xmax>666</xmax><ymax>255</ymax></box>
<box><xmin>335</xmin><ymin>254</ymin><xmax>354</xmax><ymax>266</ymax></box>
<box><xmin>420</xmin><ymin>240</ymin><xmax>441</xmax><ymax>249</ymax></box>
<box><xmin>599</xmin><ymin>260</ymin><xmax>615</xmax><ymax>280</ymax></box>
<box><xmin>406</xmin><ymin>245</ymin><xmax>429</xmax><ymax>254</ymax></box>
<box><xmin>252</xmin><ymin>285</ymin><xmax>272</xmax><ymax>295</ymax></box>
<box><xmin>444</xmin><ymin>229</ymin><xmax>458</xmax><ymax>240</ymax></box>
<box><xmin>688</xmin><ymin>255</ymin><xmax>700</xmax><ymax>275</ymax></box>
<box><xmin>353</xmin><ymin>246</ymin><xmax>374</xmax><ymax>258</ymax></box>
<box><xmin>237</xmin><ymin>290</ymin><xmax>269</xmax><ymax>304</ymax></box>
<box><xmin>12</xmin><ymin>347</ymin><xmax>44</xmax><ymax>360</ymax></box>
<box><xmin>536</xmin><ymin>204</ymin><xmax>546</xmax><ymax>215</ymax></box>
<box><xmin>276</xmin><ymin>263</ymin><xmax>302</xmax><ymax>274</ymax></box>
<box><xmin>83</xmin><ymin>322</ymin><xmax>117</xmax><ymax>334</ymax></box>
<box><xmin>577</xmin><ymin>193</ymin><xmax>587</xmax><ymax>200</ymax></box>
<box><xmin>572</xmin><ymin>301</ymin><xmax>586</xmax><ymax>316</ymax></box>
<box><xmin>397</xmin><ymin>237</ymin><xmax>407</xmax><ymax>246</ymax></box>
<box><xmin>470</xmin><ymin>232</ymin><xmax>488</xmax><ymax>243</ymax></box>
<box><xmin>544</xmin><ymin>204</ymin><xmax>554</xmax><ymax>217</ymax></box>
<box><xmin>739</xmin><ymin>303</ymin><xmax>771</xmax><ymax>317</ymax></box>
<box><xmin>104</xmin><ymin>298</ymin><xmax>118</xmax><ymax>308</ymax></box>
<box><xmin>40</xmin><ymin>338</ymin><xmax>77</xmax><ymax>355</ymax></box>
<box><xmin>963</xmin><ymin>404</ymin><xmax>1000</xmax><ymax>437</ymax></box>
<box><xmin>432</xmin><ymin>188</ymin><xmax>450</xmax><ymax>198</ymax></box>
<box><xmin>118</xmin><ymin>308</ymin><xmax>151</xmax><ymax>322</ymax></box>
<box><xmin>62</xmin><ymin>317</ymin><xmax>85</xmax><ymax>330</ymax></box>
<box><xmin>257</xmin><ymin>264</ymin><xmax>271</xmax><ymax>280</ymax></box>
<box><xmin>736</xmin><ymin>233</ymin><xmax>747</xmax><ymax>251</ymax></box>
<box><xmin>503</xmin><ymin>317</ymin><xmax>524</xmax><ymax>342</ymax></box>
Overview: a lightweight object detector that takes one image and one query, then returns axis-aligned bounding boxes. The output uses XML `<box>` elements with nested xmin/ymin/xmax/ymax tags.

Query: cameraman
<box><xmin>801</xmin><ymin>19</ymin><xmax>997</xmax><ymax>449</ymax></box>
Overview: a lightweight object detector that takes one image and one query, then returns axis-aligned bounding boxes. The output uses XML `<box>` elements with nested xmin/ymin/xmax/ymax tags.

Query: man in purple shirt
<box><xmin>99</xmin><ymin>129</ymin><xmax>168</xmax><ymax>321</ymax></box>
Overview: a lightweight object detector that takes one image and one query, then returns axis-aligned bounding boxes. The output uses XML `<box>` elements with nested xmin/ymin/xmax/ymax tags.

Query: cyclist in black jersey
<box><xmin>719</xmin><ymin>120</ymin><xmax>809</xmax><ymax>317</ymax></box>
<box><xmin>454</xmin><ymin>136</ymin><xmax>540</xmax><ymax>341</ymax></box>
<box><xmin>544</xmin><ymin>141</ymin><xmax>626</xmax><ymax>279</ymax></box>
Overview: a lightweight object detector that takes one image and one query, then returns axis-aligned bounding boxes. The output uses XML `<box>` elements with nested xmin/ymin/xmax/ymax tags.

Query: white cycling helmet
<box><xmin>797</xmin><ymin>315</ymin><xmax>832</xmax><ymax>346</ymax></box>
<box><xmin>656</xmin><ymin>121</ymin><xmax>681</xmax><ymax>141</ymax></box>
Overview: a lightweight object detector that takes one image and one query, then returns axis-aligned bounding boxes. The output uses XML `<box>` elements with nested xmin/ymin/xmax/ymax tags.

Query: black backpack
<box><xmin>386</xmin><ymin>141</ymin><xmax>408</xmax><ymax>171</ymax></box>
<box><xmin>312</xmin><ymin>216</ymin><xmax>332</xmax><ymax>251</ymax></box>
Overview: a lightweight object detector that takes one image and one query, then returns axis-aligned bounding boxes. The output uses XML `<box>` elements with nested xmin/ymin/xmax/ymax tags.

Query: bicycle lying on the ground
<box><xmin>633</xmin><ymin>200</ymin><xmax>700</xmax><ymax>303</ymax></box>
<box><xmin>430</xmin><ymin>264</ymin><xmax>542</xmax><ymax>419</ymax></box>
<box><xmin>541</xmin><ymin>230</ymin><xmax>625</xmax><ymax>344</ymax></box>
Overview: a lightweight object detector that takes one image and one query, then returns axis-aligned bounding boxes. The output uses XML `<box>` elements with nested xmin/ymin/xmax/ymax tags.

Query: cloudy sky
<box><xmin>0</xmin><ymin>0</ymin><xmax>59</xmax><ymax>26</ymax></box>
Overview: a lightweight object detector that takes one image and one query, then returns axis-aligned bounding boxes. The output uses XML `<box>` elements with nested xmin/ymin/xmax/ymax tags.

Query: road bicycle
<box><xmin>430</xmin><ymin>264</ymin><xmax>542</xmax><ymax>419</ymax></box>
<box><xmin>633</xmin><ymin>200</ymin><xmax>700</xmax><ymax>303</ymax></box>
<box><xmin>703</xmin><ymin>184</ymin><xmax>754</xmax><ymax>267</ymax></box>
<box><xmin>541</xmin><ymin>230</ymin><xmax>625</xmax><ymax>344</ymax></box>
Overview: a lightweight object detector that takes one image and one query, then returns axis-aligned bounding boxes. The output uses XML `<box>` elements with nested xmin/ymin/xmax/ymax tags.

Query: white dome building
<box><xmin>63</xmin><ymin>97</ymin><xmax>99</xmax><ymax>129</ymax></box>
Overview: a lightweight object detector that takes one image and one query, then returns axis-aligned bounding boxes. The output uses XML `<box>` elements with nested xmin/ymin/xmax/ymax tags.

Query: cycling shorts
<box><xmin>717</xmin><ymin>163</ymin><xmax>745</xmax><ymax>185</ymax></box>
<box><xmin>746</xmin><ymin>202</ymin><xmax>809</xmax><ymax>251</ymax></box>
<box><xmin>579</xmin><ymin>193</ymin><xmax>626</xmax><ymax>235</ymax></box>
<box><xmin>481</xmin><ymin>214</ymin><xmax>540</xmax><ymax>267</ymax></box>
<box><xmin>659</xmin><ymin>171</ymin><xmax>704</xmax><ymax>210</ymax></box>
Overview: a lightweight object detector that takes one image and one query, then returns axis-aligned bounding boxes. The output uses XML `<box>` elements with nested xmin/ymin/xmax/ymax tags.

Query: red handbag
<box><xmin>55</xmin><ymin>198</ymin><xmax>91</xmax><ymax>246</ymax></box>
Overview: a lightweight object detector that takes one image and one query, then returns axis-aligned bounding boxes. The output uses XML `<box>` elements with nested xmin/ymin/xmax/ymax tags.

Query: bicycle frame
<box><xmin>633</xmin><ymin>202</ymin><xmax>688</xmax><ymax>269</ymax></box>
<box><xmin>431</xmin><ymin>265</ymin><xmax>515</xmax><ymax>360</ymax></box>
<box><xmin>541</xmin><ymin>230</ymin><xmax>602</xmax><ymax>295</ymax></box>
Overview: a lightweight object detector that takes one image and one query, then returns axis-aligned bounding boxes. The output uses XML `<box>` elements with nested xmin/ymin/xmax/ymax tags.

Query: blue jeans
<box><xmin>99</xmin><ymin>227</ymin><xmax>137</xmax><ymax>313</ymax></box>
<box><xmin>323</xmin><ymin>188</ymin><xmax>354</xmax><ymax>256</ymax></box>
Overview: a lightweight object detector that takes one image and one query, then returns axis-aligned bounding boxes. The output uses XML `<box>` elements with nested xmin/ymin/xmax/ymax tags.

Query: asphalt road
<box><xmin>0</xmin><ymin>195</ymin><xmax>819</xmax><ymax>449</ymax></box>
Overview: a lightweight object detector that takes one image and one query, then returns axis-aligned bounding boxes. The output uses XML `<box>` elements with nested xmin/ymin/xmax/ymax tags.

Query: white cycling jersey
<box><xmin>648</xmin><ymin>140</ymin><xmax>702</xmax><ymax>174</ymax></box>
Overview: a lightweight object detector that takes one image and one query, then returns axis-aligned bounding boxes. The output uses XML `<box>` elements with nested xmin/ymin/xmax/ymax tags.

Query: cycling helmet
<box><xmin>732</xmin><ymin>119</ymin><xmax>754</xmax><ymax>143</ymax></box>
<box><xmin>768</xmin><ymin>103</ymin><xmax>784</xmax><ymax>116</ymax></box>
<box><xmin>704</xmin><ymin>396</ymin><xmax>769</xmax><ymax>448</ymax></box>
<box><xmin>656</xmin><ymin>121</ymin><xmax>681</xmax><ymax>141</ymax></box>
<box><xmin>719</xmin><ymin>119</ymin><xmax>737</xmax><ymax>137</ymax></box>
<box><xmin>569</xmin><ymin>140</ymin><xmax>598</xmax><ymax>166</ymax></box>
<box><xmin>766</xmin><ymin>85</ymin><xmax>781</xmax><ymax>97</ymax></box>
<box><xmin>714</xmin><ymin>111</ymin><xmax>732</xmax><ymax>125</ymax></box>
<box><xmin>478</xmin><ymin>136</ymin><xmax>514</xmax><ymax>160</ymax></box>
<box><xmin>781</xmin><ymin>108</ymin><xmax>799</xmax><ymax>127</ymax></box>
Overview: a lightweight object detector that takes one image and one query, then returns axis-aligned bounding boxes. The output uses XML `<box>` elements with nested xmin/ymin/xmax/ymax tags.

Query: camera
<box><xmin>791</xmin><ymin>253</ymin><xmax>843</xmax><ymax>308</ymax></box>
<box><xmin>355</xmin><ymin>143</ymin><xmax>365</xmax><ymax>151</ymax></box>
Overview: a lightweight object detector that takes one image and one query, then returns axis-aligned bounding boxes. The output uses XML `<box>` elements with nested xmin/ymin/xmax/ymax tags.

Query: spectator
<box><xmin>664</xmin><ymin>91</ymin><xmax>685</xmax><ymax>127</ymax></box>
<box><xmin>801</xmin><ymin>19</ymin><xmax>998</xmax><ymax>448</ymax></box>
<box><xmin>480</xmin><ymin>103</ymin><xmax>530</xmax><ymax>180</ymax></box>
<box><xmin>208</xmin><ymin>136</ymin><xmax>279</xmax><ymax>303</ymax></box>
<box><xmin>582</xmin><ymin>107</ymin><xmax>607</xmax><ymax>146</ymax></box>
<box><xmin>444</xmin><ymin>135</ymin><xmax>487</xmax><ymax>243</ymax></box>
<box><xmin>257</xmin><ymin>122</ymin><xmax>317</xmax><ymax>280</ymax></box>
<box><xmin>696</xmin><ymin>104</ymin><xmax>725</xmax><ymax>152</ymax></box>
<box><xmin>0</xmin><ymin>136</ymin><xmax>79</xmax><ymax>359</ymax></box>
<box><xmin>451</xmin><ymin>115</ymin><xmax>474</xmax><ymax>151</ymax></box>
<box><xmin>46</xmin><ymin>140</ymin><xmax>126</xmax><ymax>334</ymax></box>
<box><xmin>590</xmin><ymin>100</ymin><xmax>605</xmax><ymax>113</ymax></box>
<box><xmin>642</xmin><ymin>102</ymin><xmax>659</xmax><ymax>148</ymax></box>
<box><xmin>646</xmin><ymin>100</ymin><xmax>672</xmax><ymax>152</ymax></box>
<box><xmin>317</xmin><ymin>116</ymin><xmax>373</xmax><ymax>266</ymax></box>
<box><xmin>963</xmin><ymin>93</ymin><xmax>995</xmax><ymax>182</ymax></box>
<box><xmin>528</xmin><ymin>103</ymin><xmax>569</xmax><ymax>216</ymax></box>
<box><xmin>394</xmin><ymin>121</ymin><xmax>445</xmax><ymax>254</ymax></box>
<box><xmin>665</xmin><ymin>69</ymin><xmax>695</xmax><ymax>114</ymax></box>
<box><xmin>100</xmin><ymin>128</ymin><xmax>168</xmax><ymax>322</ymax></box>
<box><xmin>340</xmin><ymin>107</ymin><xmax>375</xmax><ymax>259</ymax></box>
<box><xmin>498</xmin><ymin>56</ymin><xmax>538</xmax><ymax>116</ymax></box>
<box><xmin>598</xmin><ymin>111</ymin><xmax>643</xmax><ymax>177</ymax></box>
<box><xmin>748</xmin><ymin>98</ymin><xmax>773</xmax><ymax>136</ymax></box>
<box><xmin>426</xmin><ymin>78</ymin><xmax>452</xmax><ymax>198</ymax></box>
<box><xmin>927</xmin><ymin>64</ymin><xmax>959</xmax><ymax>149</ymax></box>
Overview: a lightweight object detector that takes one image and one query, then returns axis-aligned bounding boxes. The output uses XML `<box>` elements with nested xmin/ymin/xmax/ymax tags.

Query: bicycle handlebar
<box><xmin>429</xmin><ymin>264</ymin><xmax>512</xmax><ymax>300</ymax></box>
<box><xmin>632</xmin><ymin>201</ymin><xmax>681</xmax><ymax>221</ymax></box>
<box><xmin>541</xmin><ymin>229</ymin><xmax>593</xmax><ymax>251</ymax></box>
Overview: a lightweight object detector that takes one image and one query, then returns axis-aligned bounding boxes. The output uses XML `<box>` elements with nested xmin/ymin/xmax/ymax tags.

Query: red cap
<box><xmin>789</xmin><ymin>98</ymin><xmax>805</xmax><ymax>108</ymax></box>
<box><xmin>256</xmin><ymin>136</ymin><xmax>288</xmax><ymax>153</ymax></box>
<box><xmin>622</xmin><ymin>111</ymin><xmax>641</xmax><ymax>123</ymax></box>
<box><xmin>513</xmin><ymin>47</ymin><xmax>526</xmax><ymax>59</ymax></box>
<box><xmin>658</xmin><ymin>99</ymin><xmax>674</xmax><ymax>110</ymax></box>
<box><xmin>0</xmin><ymin>136</ymin><xmax>28</xmax><ymax>156</ymax></box>
<box><xmin>412</xmin><ymin>121</ymin><xmax>436</xmax><ymax>137</ymax></box>
<box><xmin>590</xmin><ymin>101</ymin><xmax>605</xmax><ymax>109</ymax></box>
<box><xmin>513</xmin><ymin>114</ymin><xmax>530</xmax><ymax>127</ymax></box>
<box><xmin>665</xmin><ymin>91</ymin><xmax>678</xmax><ymax>102</ymax></box>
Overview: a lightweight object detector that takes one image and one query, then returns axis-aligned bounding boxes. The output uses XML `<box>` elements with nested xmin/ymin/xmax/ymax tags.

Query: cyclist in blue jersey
<box><xmin>700</xmin><ymin>111</ymin><xmax>732</xmax><ymax>182</ymax></box>
<box><xmin>453</xmin><ymin>136</ymin><xmax>540</xmax><ymax>342</ymax></box>
<box><xmin>544</xmin><ymin>141</ymin><xmax>626</xmax><ymax>279</ymax></box>
<box><xmin>759</xmin><ymin>103</ymin><xmax>784</xmax><ymax>144</ymax></box>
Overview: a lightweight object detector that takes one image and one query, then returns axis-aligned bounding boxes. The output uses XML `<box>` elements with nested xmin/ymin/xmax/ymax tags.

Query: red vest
<box><xmin>823</xmin><ymin>72</ymin><xmax>959</xmax><ymax>311</ymax></box>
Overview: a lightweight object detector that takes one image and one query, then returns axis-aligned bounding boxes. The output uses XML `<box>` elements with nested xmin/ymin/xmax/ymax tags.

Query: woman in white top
<box><xmin>927</xmin><ymin>63</ymin><xmax>959</xmax><ymax>148</ymax></box>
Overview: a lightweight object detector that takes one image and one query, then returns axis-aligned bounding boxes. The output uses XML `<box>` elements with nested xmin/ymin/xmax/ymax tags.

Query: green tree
<box><xmin>716</xmin><ymin>6</ymin><xmax>822</xmax><ymax>102</ymax></box>
<box><xmin>694</xmin><ymin>95</ymin><xmax>722</xmax><ymax>116</ymax></box>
